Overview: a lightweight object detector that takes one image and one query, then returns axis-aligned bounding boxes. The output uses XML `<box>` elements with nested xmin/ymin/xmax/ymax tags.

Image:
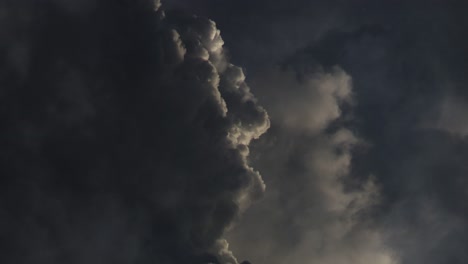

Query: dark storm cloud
<box><xmin>0</xmin><ymin>1</ymin><xmax>268</xmax><ymax>263</ymax></box>
<box><xmin>167</xmin><ymin>1</ymin><xmax>468</xmax><ymax>264</ymax></box>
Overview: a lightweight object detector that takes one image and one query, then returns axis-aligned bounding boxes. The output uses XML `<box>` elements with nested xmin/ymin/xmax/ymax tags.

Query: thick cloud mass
<box><xmin>4</xmin><ymin>0</ymin><xmax>468</xmax><ymax>263</ymax></box>
<box><xmin>227</xmin><ymin>66</ymin><xmax>397</xmax><ymax>264</ymax></box>
<box><xmin>0</xmin><ymin>1</ymin><xmax>268</xmax><ymax>263</ymax></box>
<box><xmin>167</xmin><ymin>1</ymin><xmax>468</xmax><ymax>264</ymax></box>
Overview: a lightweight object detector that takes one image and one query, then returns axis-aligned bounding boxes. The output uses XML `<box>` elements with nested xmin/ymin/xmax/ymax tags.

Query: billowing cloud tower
<box><xmin>0</xmin><ymin>1</ymin><xmax>269</xmax><ymax>263</ymax></box>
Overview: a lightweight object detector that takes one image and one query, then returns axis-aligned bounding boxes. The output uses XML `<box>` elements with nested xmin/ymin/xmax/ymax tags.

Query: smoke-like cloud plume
<box><xmin>227</xmin><ymin>66</ymin><xmax>398</xmax><ymax>264</ymax></box>
<box><xmin>0</xmin><ymin>1</ymin><xmax>268</xmax><ymax>263</ymax></box>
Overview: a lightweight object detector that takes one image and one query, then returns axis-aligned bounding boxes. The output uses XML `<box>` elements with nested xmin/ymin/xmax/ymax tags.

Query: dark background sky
<box><xmin>1</xmin><ymin>0</ymin><xmax>468</xmax><ymax>264</ymax></box>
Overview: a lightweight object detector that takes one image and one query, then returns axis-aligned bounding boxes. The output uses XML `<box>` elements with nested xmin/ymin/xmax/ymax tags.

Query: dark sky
<box><xmin>1</xmin><ymin>0</ymin><xmax>468</xmax><ymax>264</ymax></box>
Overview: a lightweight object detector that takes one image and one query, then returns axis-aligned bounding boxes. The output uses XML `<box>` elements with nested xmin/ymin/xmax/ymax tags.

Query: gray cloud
<box><xmin>227</xmin><ymin>66</ymin><xmax>398</xmax><ymax>264</ymax></box>
<box><xmin>424</xmin><ymin>95</ymin><xmax>468</xmax><ymax>137</ymax></box>
<box><xmin>0</xmin><ymin>1</ymin><xmax>268</xmax><ymax>263</ymax></box>
<box><xmin>3</xmin><ymin>1</ymin><xmax>468</xmax><ymax>264</ymax></box>
<box><xmin>168</xmin><ymin>1</ymin><xmax>468</xmax><ymax>263</ymax></box>
<box><xmin>251</xmin><ymin>67</ymin><xmax>352</xmax><ymax>133</ymax></box>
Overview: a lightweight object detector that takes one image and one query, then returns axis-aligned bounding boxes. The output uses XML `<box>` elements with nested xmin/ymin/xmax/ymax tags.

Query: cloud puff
<box><xmin>251</xmin><ymin>67</ymin><xmax>352</xmax><ymax>133</ymax></box>
<box><xmin>0</xmin><ymin>1</ymin><xmax>268</xmax><ymax>263</ymax></box>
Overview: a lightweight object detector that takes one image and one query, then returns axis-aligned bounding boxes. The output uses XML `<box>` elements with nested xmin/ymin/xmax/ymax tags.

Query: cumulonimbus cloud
<box><xmin>162</xmin><ymin>1</ymin><xmax>468</xmax><ymax>263</ymax></box>
<box><xmin>0</xmin><ymin>1</ymin><xmax>268</xmax><ymax>263</ymax></box>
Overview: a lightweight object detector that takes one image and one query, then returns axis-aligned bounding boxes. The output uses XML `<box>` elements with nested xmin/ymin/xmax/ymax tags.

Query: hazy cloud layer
<box><xmin>0</xmin><ymin>1</ymin><xmax>268</xmax><ymax>263</ymax></box>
